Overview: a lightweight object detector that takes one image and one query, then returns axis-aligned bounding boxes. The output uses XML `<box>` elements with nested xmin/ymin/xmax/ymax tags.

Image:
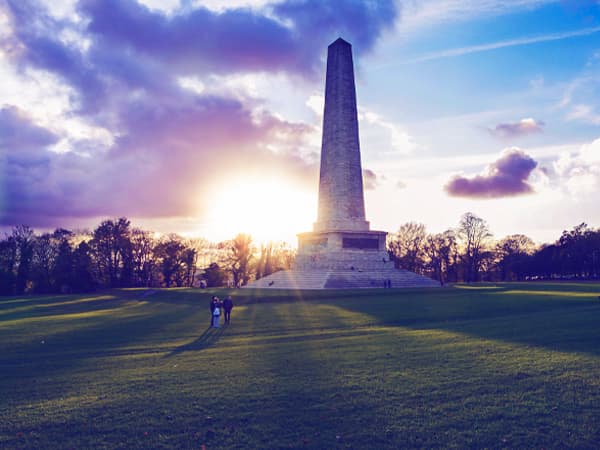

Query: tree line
<box><xmin>387</xmin><ymin>212</ymin><xmax>600</xmax><ymax>284</ymax></box>
<box><xmin>1</xmin><ymin>212</ymin><xmax>599</xmax><ymax>295</ymax></box>
<box><xmin>0</xmin><ymin>218</ymin><xmax>294</xmax><ymax>296</ymax></box>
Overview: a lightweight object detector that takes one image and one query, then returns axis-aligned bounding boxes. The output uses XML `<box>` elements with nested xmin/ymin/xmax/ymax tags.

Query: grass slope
<box><xmin>1</xmin><ymin>283</ymin><xmax>600</xmax><ymax>449</ymax></box>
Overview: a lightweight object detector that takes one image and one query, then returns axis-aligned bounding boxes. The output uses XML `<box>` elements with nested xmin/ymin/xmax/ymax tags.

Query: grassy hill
<box><xmin>1</xmin><ymin>283</ymin><xmax>600</xmax><ymax>449</ymax></box>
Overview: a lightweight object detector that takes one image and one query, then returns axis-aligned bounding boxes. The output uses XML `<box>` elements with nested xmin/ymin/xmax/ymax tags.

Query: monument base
<box><xmin>243</xmin><ymin>228</ymin><xmax>441</xmax><ymax>290</ymax></box>
<box><xmin>295</xmin><ymin>229</ymin><xmax>390</xmax><ymax>271</ymax></box>
<box><xmin>242</xmin><ymin>268</ymin><xmax>441</xmax><ymax>290</ymax></box>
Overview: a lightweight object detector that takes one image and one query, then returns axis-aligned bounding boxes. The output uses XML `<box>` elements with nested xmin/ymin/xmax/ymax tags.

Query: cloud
<box><xmin>0</xmin><ymin>0</ymin><xmax>399</xmax><ymax>228</ymax></box>
<box><xmin>362</xmin><ymin>169</ymin><xmax>378</xmax><ymax>190</ymax></box>
<box><xmin>558</xmin><ymin>54</ymin><xmax>600</xmax><ymax>125</ymax></box>
<box><xmin>0</xmin><ymin>105</ymin><xmax>59</xmax><ymax>152</ymax></box>
<box><xmin>73</xmin><ymin>0</ymin><xmax>396</xmax><ymax>78</ymax></box>
<box><xmin>399</xmin><ymin>0</ymin><xmax>556</xmax><ymax>33</ymax></box>
<box><xmin>445</xmin><ymin>148</ymin><xmax>538</xmax><ymax>198</ymax></box>
<box><xmin>488</xmin><ymin>118</ymin><xmax>545</xmax><ymax>138</ymax></box>
<box><xmin>0</xmin><ymin>95</ymin><xmax>316</xmax><ymax>227</ymax></box>
<box><xmin>554</xmin><ymin>138</ymin><xmax>600</xmax><ymax>196</ymax></box>
<box><xmin>403</xmin><ymin>25</ymin><xmax>600</xmax><ymax>63</ymax></box>
<box><xmin>565</xmin><ymin>104</ymin><xmax>600</xmax><ymax>125</ymax></box>
<box><xmin>272</xmin><ymin>0</ymin><xmax>397</xmax><ymax>60</ymax></box>
<box><xmin>361</xmin><ymin>109</ymin><xmax>416</xmax><ymax>154</ymax></box>
<box><xmin>396</xmin><ymin>180</ymin><xmax>407</xmax><ymax>189</ymax></box>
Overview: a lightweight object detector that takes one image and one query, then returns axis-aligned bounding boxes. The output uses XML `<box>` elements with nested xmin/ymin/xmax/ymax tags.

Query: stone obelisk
<box><xmin>316</xmin><ymin>38</ymin><xmax>369</xmax><ymax>232</ymax></box>
<box><xmin>243</xmin><ymin>38</ymin><xmax>440</xmax><ymax>289</ymax></box>
<box><xmin>294</xmin><ymin>37</ymin><xmax>389</xmax><ymax>271</ymax></box>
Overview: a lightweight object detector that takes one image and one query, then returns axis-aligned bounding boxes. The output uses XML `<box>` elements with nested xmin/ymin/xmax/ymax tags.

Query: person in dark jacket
<box><xmin>222</xmin><ymin>295</ymin><xmax>234</xmax><ymax>324</ymax></box>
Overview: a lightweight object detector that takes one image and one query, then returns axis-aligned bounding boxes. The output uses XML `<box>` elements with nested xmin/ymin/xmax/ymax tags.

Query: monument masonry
<box><xmin>245</xmin><ymin>38</ymin><xmax>439</xmax><ymax>289</ymax></box>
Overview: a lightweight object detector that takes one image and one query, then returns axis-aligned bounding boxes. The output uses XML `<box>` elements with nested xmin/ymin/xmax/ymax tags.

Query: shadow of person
<box><xmin>166</xmin><ymin>326</ymin><xmax>226</xmax><ymax>357</ymax></box>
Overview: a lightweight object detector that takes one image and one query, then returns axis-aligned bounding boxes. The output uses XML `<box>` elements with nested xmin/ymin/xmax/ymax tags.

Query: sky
<box><xmin>1</xmin><ymin>0</ymin><xmax>599</xmax><ymax>245</ymax></box>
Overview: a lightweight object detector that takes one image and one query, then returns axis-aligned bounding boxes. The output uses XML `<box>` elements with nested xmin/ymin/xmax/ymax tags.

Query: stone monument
<box><xmin>245</xmin><ymin>38</ymin><xmax>439</xmax><ymax>289</ymax></box>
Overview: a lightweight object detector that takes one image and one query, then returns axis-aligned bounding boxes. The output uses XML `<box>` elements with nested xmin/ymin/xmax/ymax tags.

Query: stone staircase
<box><xmin>243</xmin><ymin>270</ymin><xmax>332</xmax><ymax>289</ymax></box>
<box><xmin>243</xmin><ymin>269</ymin><xmax>441</xmax><ymax>290</ymax></box>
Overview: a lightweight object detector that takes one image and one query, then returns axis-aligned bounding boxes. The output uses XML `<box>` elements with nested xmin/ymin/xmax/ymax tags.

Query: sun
<box><xmin>202</xmin><ymin>177</ymin><xmax>316</xmax><ymax>245</ymax></box>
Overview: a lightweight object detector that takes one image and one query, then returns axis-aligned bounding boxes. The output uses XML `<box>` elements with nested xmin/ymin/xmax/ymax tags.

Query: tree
<box><xmin>558</xmin><ymin>223</ymin><xmax>596</xmax><ymax>278</ymax></box>
<box><xmin>202</xmin><ymin>262</ymin><xmax>227</xmax><ymax>287</ymax></box>
<box><xmin>30</xmin><ymin>233</ymin><xmax>56</xmax><ymax>293</ymax></box>
<box><xmin>457</xmin><ymin>213</ymin><xmax>492</xmax><ymax>282</ymax></box>
<box><xmin>495</xmin><ymin>234</ymin><xmax>535</xmax><ymax>281</ymax></box>
<box><xmin>387</xmin><ymin>222</ymin><xmax>427</xmax><ymax>273</ymax></box>
<box><xmin>0</xmin><ymin>237</ymin><xmax>17</xmax><ymax>295</ymax></box>
<box><xmin>53</xmin><ymin>237</ymin><xmax>74</xmax><ymax>293</ymax></box>
<box><xmin>424</xmin><ymin>230</ymin><xmax>457</xmax><ymax>284</ymax></box>
<box><xmin>154</xmin><ymin>236</ymin><xmax>188</xmax><ymax>287</ymax></box>
<box><xmin>71</xmin><ymin>241</ymin><xmax>96</xmax><ymax>292</ymax></box>
<box><xmin>12</xmin><ymin>225</ymin><xmax>35</xmax><ymax>294</ymax></box>
<box><xmin>182</xmin><ymin>247</ymin><xmax>197</xmax><ymax>287</ymax></box>
<box><xmin>90</xmin><ymin>218</ymin><xmax>132</xmax><ymax>287</ymax></box>
<box><xmin>255</xmin><ymin>243</ymin><xmax>273</xmax><ymax>280</ymax></box>
<box><xmin>224</xmin><ymin>234</ymin><xmax>254</xmax><ymax>287</ymax></box>
<box><xmin>130</xmin><ymin>228</ymin><xmax>156</xmax><ymax>287</ymax></box>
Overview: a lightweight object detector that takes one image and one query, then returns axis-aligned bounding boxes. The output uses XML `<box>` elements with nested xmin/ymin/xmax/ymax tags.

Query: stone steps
<box><xmin>244</xmin><ymin>270</ymin><xmax>331</xmax><ymax>289</ymax></box>
<box><xmin>243</xmin><ymin>269</ymin><xmax>440</xmax><ymax>290</ymax></box>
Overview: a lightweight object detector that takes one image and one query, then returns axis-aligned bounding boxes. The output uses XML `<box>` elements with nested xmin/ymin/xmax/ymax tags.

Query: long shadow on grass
<box><xmin>0</xmin><ymin>297</ymin><xmax>205</xmax><ymax>384</ymax></box>
<box><xmin>166</xmin><ymin>326</ymin><xmax>226</xmax><ymax>357</ymax></box>
<box><xmin>334</xmin><ymin>284</ymin><xmax>600</xmax><ymax>357</ymax></box>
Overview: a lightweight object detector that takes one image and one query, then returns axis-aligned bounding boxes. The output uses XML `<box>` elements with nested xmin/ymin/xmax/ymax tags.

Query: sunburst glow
<box><xmin>202</xmin><ymin>177</ymin><xmax>316</xmax><ymax>245</ymax></box>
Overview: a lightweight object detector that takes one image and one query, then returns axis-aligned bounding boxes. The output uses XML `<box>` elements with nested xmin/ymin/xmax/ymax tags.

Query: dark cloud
<box><xmin>0</xmin><ymin>105</ymin><xmax>59</xmax><ymax>152</ymax></box>
<box><xmin>273</xmin><ymin>0</ymin><xmax>397</xmax><ymax>64</ymax></box>
<box><xmin>488</xmin><ymin>118</ymin><xmax>544</xmax><ymax>138</ymax></box>
<box><xmin>76</xmin><ymin>0</ymin><xmax>396</xmax><ymax>77</ymax></box>
<box><xmin>362</xmin><ymin>169</ymin><xmax>378</xmax><ymax>190</ymax></box>
<box><xmin>445</xmin><ymin>149</ymin><xmax>538</xmax><ymax>199</ymax></box>
<box><xmin>0</xmin><ymin>0</ymin><xmax>395</xmax><ymax>227</ymax></box>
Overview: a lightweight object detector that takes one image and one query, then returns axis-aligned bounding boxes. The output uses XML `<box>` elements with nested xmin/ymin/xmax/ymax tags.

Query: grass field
<box><xmin>1</xmin><ymin>283</ymin><xmax>600</xmax><ymax>449</ymax></box>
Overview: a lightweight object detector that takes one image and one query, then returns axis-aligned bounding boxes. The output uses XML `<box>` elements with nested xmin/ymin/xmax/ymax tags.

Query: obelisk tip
<box><xmin>329</xmin><ymin>37</ymin><xmax>351</xmax><ymax>48</ymax></box>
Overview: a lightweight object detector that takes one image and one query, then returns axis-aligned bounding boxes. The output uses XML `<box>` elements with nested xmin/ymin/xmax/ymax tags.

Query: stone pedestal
<box><xmin>295</xmin><ymin>230</ymin><xmax>392</xmax><ymax>271</ymax></box>
<box><xmin>243</xmin><ymin>38</ymin><xmax>439</xmax><ymax>290</ymax></box>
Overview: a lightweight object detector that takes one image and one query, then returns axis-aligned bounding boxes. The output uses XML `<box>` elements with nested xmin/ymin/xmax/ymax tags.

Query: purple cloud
<box><xmin>0</xmin><ymin>0</ymin><xmax>396</xmax><ymax>228</ymax></box>
<box><xmin>77</xmin><ymin>0</ymin><xmax>396</xmax><ymax>77</ymax></box>
<box><xmin>0</xmin><ymin>96</ymin><xmax>316</xmax><ymax>227</ymax></box>
<box><xmin>363</xmin><ymin>169</ymin><xmax>378</xmax><ymax>190</ymax></box>
<box><xmin>0</xmin><ymin>106</ymin><xmax>59</xmax><ymax>152</ymax></box>
<box><xmin>488</xmin><ymin>118</ymin><xmax>545</xmax><ymax>138</ymax></box>
<box><xmin>445</xmin><ymin>149</ymin><xmax>538</xmax><ymax>198</ymax></box>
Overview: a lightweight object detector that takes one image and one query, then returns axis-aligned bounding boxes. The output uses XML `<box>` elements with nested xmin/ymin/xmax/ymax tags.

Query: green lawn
<box><xmin>1</xmin><ymin>283</ymin><xmax>600</xmax><ymax>449</ymax></box>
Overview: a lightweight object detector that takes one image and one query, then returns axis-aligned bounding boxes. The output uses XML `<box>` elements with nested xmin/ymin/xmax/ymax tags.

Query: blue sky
<box><xmin>1</xmin><ymin>0</ymin><xmax>599</xmax><ymax>244</ymax></box>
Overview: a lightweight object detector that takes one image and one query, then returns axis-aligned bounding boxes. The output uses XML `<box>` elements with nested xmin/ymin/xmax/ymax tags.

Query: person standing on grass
<box><xmin>210</xmin><ymin>296</ymin><xmax>219</xmax><ymax>326</ymax></box>
<box><xmin>212</xmin><ymin>299</ymin><xmax>221</xmax><ymax>328</ymax></box>
<box><xmin>223</xmin><ymin>295</ymin><xmax>234</xmax><ymax>324</ymax></box>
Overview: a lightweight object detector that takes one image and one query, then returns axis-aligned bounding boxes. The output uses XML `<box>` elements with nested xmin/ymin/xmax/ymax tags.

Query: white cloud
<box><xmin>360</xmin><ymin>109</ymin><xmax>416</xmax><ymax>154</ymax></box>
<box><xmin>304</xmin><ymin>94</ymin><xmax>416</xmax><ymax>156</ymax></box>
<box><xmin>190</xmin><ymin>0</ymin><xmax>270</xmax><ymax>11</ymax></box>
<box><xmin>0</xmin><ymin>66</ymin><xmax>73</xmax><ymax>126</ymax></box>
<box><xmin>137</xmin><ymin>0</ymin><xmax>183</xmax><ymax>15</ymax></box>
<box><xmin>566</xmin><ymin>104</ymin><xmax>600</xmax><ymax>125</ymax></box>
<box><xmin>554</xmin><ymin>137</ymin><xmax>600</xmax><ymax>196</ymax></box>
<box><xmin>398</xmin><ymin>0</ymin><xmax>558</xmax><ymax>33</ymax></box>
<box><xmin>529</xmin><ymin>76</ymin><xmax>545</xmax><ymax>90</ymax></box>
<box><xmin>177</xmin><ymin>76</ymin><xmax>206</xmax><ymax>95</ymax></box>
<box><xmin>403</xmin><ymin>26</ymin><xmax>600</xmax><ymax>63</ymax></box>
<box><xmin>306</xmin><ymin>94</ymin><xmax>324</xmax><ymax>116</ymax></box>
<box><xmin>37</xmin><ymin>0</ymin><xmax>80</xmax><ymax>21</ymax></box>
